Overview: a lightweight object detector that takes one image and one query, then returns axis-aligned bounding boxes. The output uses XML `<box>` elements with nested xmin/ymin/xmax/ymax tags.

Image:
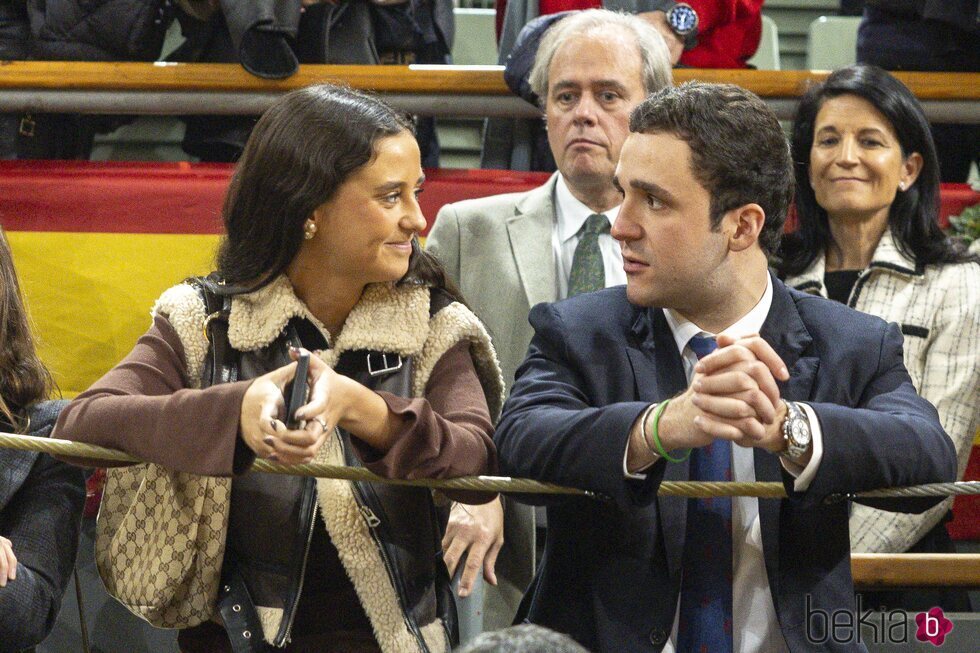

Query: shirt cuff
<box><xmin>623</xmin><ymin>403</ymin><xmax>660</xmax><ymax>480</ymax></box>
<box><xmin>780</xmin><ymin>402</ymin><xmax>823</xmax><ymax>491</ymax></box>
<box><xmin>624</xmin><ymin>450</ymin><xmax>655</xmax><ymax>480</ymax></box>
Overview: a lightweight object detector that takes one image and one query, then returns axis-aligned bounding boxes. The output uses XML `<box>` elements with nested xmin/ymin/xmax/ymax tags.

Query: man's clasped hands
<box><xmin>658</xmin><ymin>333</ymin><xmax>798</xmax><ymax>458</ymax></box>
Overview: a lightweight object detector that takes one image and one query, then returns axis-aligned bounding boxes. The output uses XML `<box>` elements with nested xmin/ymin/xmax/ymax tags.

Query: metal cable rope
<box><xmin>3</xmin><ymin>432</ymin><xmax>978</xmax><ymax>500</ymax></box>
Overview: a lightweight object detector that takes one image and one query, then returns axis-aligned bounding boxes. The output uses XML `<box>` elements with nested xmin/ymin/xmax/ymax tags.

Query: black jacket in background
<box><xmin>0</xmin><ymin>401</ymin><xmax>86</xmax><ymax>652</ymax></box>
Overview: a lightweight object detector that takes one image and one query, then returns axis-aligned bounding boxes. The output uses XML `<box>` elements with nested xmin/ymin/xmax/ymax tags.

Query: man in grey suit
<box><xmin>427</xmin><ymin>8</ymin><xmax>673</xmax><ymax>632</ymax></box>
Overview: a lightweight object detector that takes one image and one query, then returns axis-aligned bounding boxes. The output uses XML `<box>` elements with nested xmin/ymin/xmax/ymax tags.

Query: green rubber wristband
<box><xmin>649</xmin><ymin>399</ymin><xmax>691</xmax><ymax>463</ymax></box>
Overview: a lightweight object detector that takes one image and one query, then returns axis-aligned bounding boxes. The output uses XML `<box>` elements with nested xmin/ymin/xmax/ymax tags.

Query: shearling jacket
<box><xmin>197</xmin><ymin>278</ymin><xmax>496</xmax><ymax>651</ymax></box>
<box><xmin>785</xmin><ymin>229</ymin><xmax>980</xmax><ymax>554</ymax></box>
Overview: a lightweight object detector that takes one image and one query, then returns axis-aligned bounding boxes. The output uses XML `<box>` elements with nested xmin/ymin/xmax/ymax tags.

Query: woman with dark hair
<box><xmin>778</xmin><ymin>64</ymin><xmax>979</xmax><ymax>611</ymax></box>
<box><xmin>0</xmin><ymin>226</ymin><xmax>86</xmax><ymax>650</ymax></box>
<box><xmin>54</xmin><ymin>84</ymin><xmax>503</xmax><ymax>653</ymax></box>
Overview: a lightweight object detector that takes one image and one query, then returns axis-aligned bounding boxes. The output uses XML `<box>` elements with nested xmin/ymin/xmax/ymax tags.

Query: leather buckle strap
<box><xmin>366</xmin><ymin>352</ymin><xmax>403</xmax><ymax>376</ymax></box>
<box><xmin>217</xmin><ymin>567</ymin><xmax>272</xmax><ymax>653</ymax></box>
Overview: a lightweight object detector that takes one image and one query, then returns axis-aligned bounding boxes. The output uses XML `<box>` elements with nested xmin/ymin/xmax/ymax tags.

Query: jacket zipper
<box><xmin>352</xmin><ymin>484</ymin><xmax>431</xmax><ymax>653</ymax></box>
<box><xmin>277</xmin><ymin>478</ymin><xmax>318</xmax><ymax>647</ymax></box>
<box><xmin>341</xmin><ymin>437</ymin><xmax>432</xmax><ymax>653</ymax></box>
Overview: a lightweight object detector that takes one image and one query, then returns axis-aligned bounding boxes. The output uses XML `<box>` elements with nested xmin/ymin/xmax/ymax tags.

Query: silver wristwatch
<box><xmin>781</xmin><ymin>400</ymin><xmax>812</xmax><ymax>464</ymax></box>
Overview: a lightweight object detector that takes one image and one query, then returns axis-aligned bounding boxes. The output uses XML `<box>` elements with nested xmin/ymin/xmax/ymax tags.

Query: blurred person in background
<box><xmin>174</xmin><ymin>0</ymin><xmax>453</xmax><ymax>165</ymax></box>
<box><xmin>856</xmin><ymin>0</ymin><xmax>978</xmax><ymax>182</ymax></box>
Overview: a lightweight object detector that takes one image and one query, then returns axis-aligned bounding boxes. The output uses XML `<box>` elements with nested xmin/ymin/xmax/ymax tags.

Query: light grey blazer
<box><xmin>425</xmin><ymin>174</ymin><xmax>559</xmax><ymax>630</ymax></box>
<box><xmin>428</xmin><ymin>174</ymin><xmax>559</xmax><ymax>394</ymax></box>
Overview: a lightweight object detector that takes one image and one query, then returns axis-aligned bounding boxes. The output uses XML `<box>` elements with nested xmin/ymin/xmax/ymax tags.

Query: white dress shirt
<box><xmin>551</xmin><ymin>174</ymin><xmax>625</xmax><ymax>298</ymax></box>
<box><xmin>625</xmin><ymin>274</ymin><xmax>826</xmax><ymax>653</ymax></box>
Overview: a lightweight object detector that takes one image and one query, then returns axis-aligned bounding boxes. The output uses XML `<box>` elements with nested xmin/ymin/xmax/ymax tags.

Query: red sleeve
<box><xmin>495</xmin><ymin>0</ymin><xmax>507</xmax><ymax>43</ymax></box>
<box><xmin>686</xmin><ymin>0</ymin><xmax>762</xmax><ymax>35</ymax></box>
<box><xmin>679</xmin><ymin>0</ymin><xmax>764</xmax><ymax>68</ymax></box>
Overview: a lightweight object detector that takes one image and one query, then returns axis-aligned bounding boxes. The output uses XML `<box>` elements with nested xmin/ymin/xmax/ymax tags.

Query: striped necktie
<box><xmin>678</xmin><ymin>334</ymin><xmax>734</xmax><ymax>653</ymax></box>
<box><xmin>567</xmin><ymin>213</ymin><xmax>609</xmax><ymax>297</ymax></box>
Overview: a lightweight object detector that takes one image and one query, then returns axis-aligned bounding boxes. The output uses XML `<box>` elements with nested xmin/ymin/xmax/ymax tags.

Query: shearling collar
<box><xmin>227</xmin><ymin>275</ymin><xmax>430</xmax><ymax>355</ymax></box>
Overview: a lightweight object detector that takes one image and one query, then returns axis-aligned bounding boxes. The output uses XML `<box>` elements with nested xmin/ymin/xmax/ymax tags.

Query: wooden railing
<box><xmin>852</xmin><ymin>553</ymin><xmax>980</xmax><ymax>590</ymax></box>
<box><xmin>1</xmin><ymin>62</ymin><xmax>977</xmax><ymax>121</ymax></box>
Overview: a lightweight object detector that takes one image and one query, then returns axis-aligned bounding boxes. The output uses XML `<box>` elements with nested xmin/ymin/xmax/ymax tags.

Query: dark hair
<box><xmin>454</xmin><ymin>624</ymin><xmax>590</xmax><ymax>653</ymax></box>
<box><xmin>216</xmin><ymin>84</ymin><xmax>462</xmax><ymax>301</ymax></box>
<box><xmin>779</xmin><ymin>64</ymin><xmax>976</xmax><ymax>277</ymax></box>
<box><xmin>629</xmin><ymin>81</ymin><xmax>793</xmax><ymax>256</ymax></box>
<box><xmin>0</xmin><ymin>226</ymin><xmax>53</xmax><ymax>431</ymax></box>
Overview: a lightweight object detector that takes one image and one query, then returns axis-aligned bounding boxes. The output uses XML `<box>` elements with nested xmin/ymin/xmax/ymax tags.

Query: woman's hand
<box><xmin>246</xmin><ymin>347</ymin><xmax>405</xmax><ymax>463</ymax></box>
<box><xmin>239</xmin><ymin>359</ymin><xmax>332</xmax><ymax>465</ymax></box>
<box><xmin>442</xmin><ymin>498</ymin><xmax>504</xmax><ymax>597</ymax></box>
<box><xmin>0</xmin><ymin>535</ymin><xmax>17</xmax><ymax>587</ymax></box>
<box><xmin>290</xmin><ymin>347</ymin><xmax>350</xmax><ymax>439</ymax></box>
<box><xmin>291</xmin><ymin>347</ymin><xmax>405</xmax><ymax>454</ymax></box>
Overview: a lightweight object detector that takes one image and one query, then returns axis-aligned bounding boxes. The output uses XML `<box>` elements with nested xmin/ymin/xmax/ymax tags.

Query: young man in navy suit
<box><xmin>494</xmin><ymin>82</ymin><xmax>957</xmax><ymax>653</ymax></box>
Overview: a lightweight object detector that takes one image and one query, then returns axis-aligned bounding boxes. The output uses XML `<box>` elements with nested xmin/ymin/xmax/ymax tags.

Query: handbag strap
<box><xmin>188</xmin><ymin>275</ymin><xmax>273</xmax><ymax>650</ymax></box>
<box><xmin>188</xmin><ymin>274</ymin><xmax>238</xmax><ymax>389</ymax></box>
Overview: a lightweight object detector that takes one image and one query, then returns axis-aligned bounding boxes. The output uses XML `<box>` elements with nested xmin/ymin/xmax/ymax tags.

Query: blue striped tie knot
<box><xmin>688</xmin><ymin>334</ymin><xmax>718</xmax><ymax>360</ymax></box>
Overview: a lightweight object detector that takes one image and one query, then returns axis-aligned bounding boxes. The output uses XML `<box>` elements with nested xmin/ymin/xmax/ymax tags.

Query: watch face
<box><xmin>670</xmin><ymin>5</ymin><xmax>698</xmax><ymax>33</ymax></box>
<box><xmin>791</xmin><ymin>420</ymin><xmax>810</xmax><ymax>446</ymax></box>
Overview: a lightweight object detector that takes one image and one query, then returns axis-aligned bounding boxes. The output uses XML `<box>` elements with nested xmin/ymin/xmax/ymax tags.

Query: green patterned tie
<box><xmin>567</xmin><ymin>213</ymin><xmax>610</xmax><ymax>297</ymax></box>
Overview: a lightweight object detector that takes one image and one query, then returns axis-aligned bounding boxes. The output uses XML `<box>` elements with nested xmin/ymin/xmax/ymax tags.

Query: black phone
<box><xmin>285</xmin><ymin>352</ymin><xmax>310</xmax><ymax>430</ymax></box>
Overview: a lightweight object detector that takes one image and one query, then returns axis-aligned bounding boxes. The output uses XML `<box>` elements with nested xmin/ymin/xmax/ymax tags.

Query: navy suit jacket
<box><xmin>495</xmin><ymin>277</ymin><xmax>956</xmax><ymax>653</ymax></box>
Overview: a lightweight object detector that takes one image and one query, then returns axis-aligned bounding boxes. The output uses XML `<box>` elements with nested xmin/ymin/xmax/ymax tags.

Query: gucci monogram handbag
<box><xmin>95</xmin><ymin>466</ymin><xmax>231</xmax><ymax>627</ymax></box>
<box><xmin>95</xmin><ymin>278</ymin><xmax>233</xmax><ymax>628</ymax></box>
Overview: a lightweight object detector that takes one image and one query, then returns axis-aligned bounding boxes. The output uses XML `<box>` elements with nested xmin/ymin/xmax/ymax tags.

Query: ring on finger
<box><xmin>314</xmin><ymin>417</ymin><xmax>329</xmax><ymax>432</ymax></box>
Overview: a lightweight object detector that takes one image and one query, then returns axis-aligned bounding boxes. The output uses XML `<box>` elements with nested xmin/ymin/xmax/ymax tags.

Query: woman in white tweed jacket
<box><xmin>778</xmin><ymin>65</ymin><xmax>980</xmax><ymax>611</ymax></box>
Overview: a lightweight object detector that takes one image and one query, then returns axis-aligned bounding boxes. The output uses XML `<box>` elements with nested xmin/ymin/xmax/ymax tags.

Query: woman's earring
<box><xmin>303</xmin><ymin>221</ymin><xmax>317</xmax><ymax>240</ymax></box>
<box><xmin>898</xmin><ymin>182</ymin><xmax>907</xmax><ymax>191</ymax></box>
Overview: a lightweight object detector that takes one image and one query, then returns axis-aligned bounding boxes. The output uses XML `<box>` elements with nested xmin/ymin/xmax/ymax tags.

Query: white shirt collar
<box><xmin>554</xmin><ymin>173</ymin><xmax>619</xmax><ymax>243</ymax></box>
<box><xmin>662</xmin><ymin>273</ymin><xmax>774</xmax><ymax>356</ymax></box>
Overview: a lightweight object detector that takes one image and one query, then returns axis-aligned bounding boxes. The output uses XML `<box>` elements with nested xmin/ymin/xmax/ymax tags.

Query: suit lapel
<box><xmin>757</xmin><ymin>276</ymin><xmax>819</xmax><ymax>601</ymax></box>
<box><xmin>624</xmin><ymin>308</ymin><xmax>688</xmax><ymax>414</ymax></box>
<box><xmin>626</xmin><ymin>308</ymin><xmax>690</xmax><ymax>585</ymax></box>
<box><xmin>506</xmin><ymin>174</ymin><xmax>559</xmax><ymax>308</ymax></box>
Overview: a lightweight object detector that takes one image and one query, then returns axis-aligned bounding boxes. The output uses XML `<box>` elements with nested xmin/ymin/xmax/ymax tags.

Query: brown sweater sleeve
<box><xmin>53</xmin><ymin>314</ymin><xmax>252</xmax><ymax>476</ymax></box>
<box><xmin>350</xmin><ymin>341</ymin><xmax>497</xmax><ymax>485</ymax></box>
